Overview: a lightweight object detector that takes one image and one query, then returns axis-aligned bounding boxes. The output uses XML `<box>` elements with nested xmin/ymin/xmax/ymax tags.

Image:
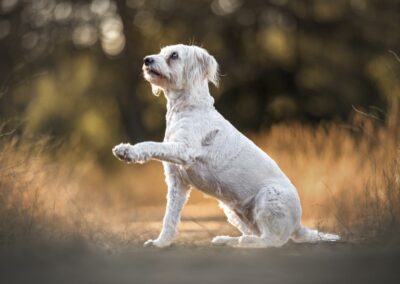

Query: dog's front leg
<box><xmin>112</xmin><ymin>142</ymin><xmax>193</xmax><ymax>165</ymax></box>
<box><xmin>145</xmin><ymin>164</ymin><xmax>190</xmax><ymax>248</ymax></box>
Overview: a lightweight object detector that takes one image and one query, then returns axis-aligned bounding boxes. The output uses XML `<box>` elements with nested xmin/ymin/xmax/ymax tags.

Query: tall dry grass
<box><xmin>0</xmin><ymin>131</ymin><xmax>147</xmax><ymax>247</ymax></box>
<box><xmin>0</xmin><ymin>107</ymin><xmax>399</xmax><ymax>247</ymax></box>
<box><xmin>0</xmin><ymin>134</ymin><xmax>65</xmax><ymax>245</ymax></box>
<box><xmin>252</xmin><ymin>109</ymin><xmax>399</xmax><ymax>243</ymax></box>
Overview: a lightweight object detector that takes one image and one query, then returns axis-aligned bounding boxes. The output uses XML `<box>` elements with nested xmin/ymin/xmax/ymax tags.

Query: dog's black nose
<box><xmin>144</xmin><ymin>56</ymin><xmax>154</xmax><ymax>66</ymax></box>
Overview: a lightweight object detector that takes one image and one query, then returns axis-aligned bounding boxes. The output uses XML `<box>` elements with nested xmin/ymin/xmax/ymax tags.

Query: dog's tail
<box><xmin>291</xmin><ymin>225</ymin><xmax>340</xmax><ymax>243</ymax></box>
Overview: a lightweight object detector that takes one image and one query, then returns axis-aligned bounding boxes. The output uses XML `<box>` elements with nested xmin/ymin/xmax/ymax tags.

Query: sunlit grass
<box><xmin>0</xmin><ymin>108</ymin><xmax>399</xmax><ymax>247</ymax></box>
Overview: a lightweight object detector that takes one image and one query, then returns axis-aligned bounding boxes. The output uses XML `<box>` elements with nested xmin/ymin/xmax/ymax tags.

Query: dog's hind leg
<box><xmin>211</xmin><ymin>203</ymin><xmax>255</xmax><ymax>246</ymax></box>
<box><xmin>220</xmin><ymin>202</ymin><xmax>254</xmax><ymax>235</ymax></box>
<box><xmin>233</xmin><ymin>220</ymin><xmax>291</xmax><ymax>248</ymax></box>
<box><xmin>234</xmin><ymin>185</ymin><xmax>299</xmax><ymax>248</ymax></box>
<box><xmin>212</xmin><ymin>202</ymin><xmax>255</xmax><ymax>246</ymax></box>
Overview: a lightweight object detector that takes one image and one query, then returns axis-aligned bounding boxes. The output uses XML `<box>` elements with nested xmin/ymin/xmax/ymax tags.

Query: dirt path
<box><xmin>1</xmin><ymin>206</ymin><xmax>399</xmax><ymax>284</ymax></box>
<box><xmin>1</xmin><ymin>240</ymin><xmax>399</xmax><ymax>284</ymax></box>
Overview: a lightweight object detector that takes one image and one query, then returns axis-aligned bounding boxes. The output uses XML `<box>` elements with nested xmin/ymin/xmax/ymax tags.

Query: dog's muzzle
<box><xmin>144</xmin><ymin>67</ymin><xmax>163</xmax><ymax>78</ymax></box>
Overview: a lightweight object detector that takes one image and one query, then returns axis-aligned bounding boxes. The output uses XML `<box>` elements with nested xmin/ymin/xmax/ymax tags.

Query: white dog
<box><xmin>112</xmin><ymin>44</ymin><xmax>340</xmax><ymax>248</ymax></box>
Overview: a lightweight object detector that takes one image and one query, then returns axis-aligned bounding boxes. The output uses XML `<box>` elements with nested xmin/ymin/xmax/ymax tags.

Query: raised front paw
<box><xmin>112</xmin><ymin>143</ymin><xmax>133</xmax><ymax>162</ymax></box>
<box><xmin>144</xmin><ymin>239</ymin><xmax>171</xmax><ymax>248</ymax></box>
<box><xmin>112</xmin><ymin>143</ymin><xmax>149</xmax><ymax>164</ymax></box>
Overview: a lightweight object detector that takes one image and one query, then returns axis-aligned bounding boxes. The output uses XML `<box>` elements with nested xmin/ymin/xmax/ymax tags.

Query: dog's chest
<box><xmin>164</xmin><ymin>110</ymin><xmax>193</xmax><ymax>141</ymax></box>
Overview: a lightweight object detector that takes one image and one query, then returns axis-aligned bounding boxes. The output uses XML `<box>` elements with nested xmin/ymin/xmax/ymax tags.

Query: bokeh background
<box><xmin>1</xmin><ymin>0</ymin><xmax>399</xmax><ymax>154</ymax></box>
<box><xmin>0</xmin><ymin>0</ymin><xmax>399</xmax><ymax>248</ymax></box>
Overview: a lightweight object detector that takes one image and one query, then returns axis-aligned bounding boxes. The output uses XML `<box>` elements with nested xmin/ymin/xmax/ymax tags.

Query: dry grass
<box><xmin>0</xmin><ymin>108</ymin><xmax>399</xmax><ymax>248</ymax></box>
<box><xmin>252</xmin><ymin>111</ymin><xmax>400</xmax><ymax>241</ymax></box>
<box><xmin>0</xmin><ymin>133</ymin><xmax>142</xmax><ymax>247</ymax></box>
<box><xmin>0</xmin><ymin>135</ymin><xmax>66</xmax><ymax>245</ymax></box>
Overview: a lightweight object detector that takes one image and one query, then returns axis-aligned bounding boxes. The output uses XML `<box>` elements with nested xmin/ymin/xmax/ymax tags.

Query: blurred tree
<box><xmin>0</xmin><ymin>0</ymin><xmax>399</xmax><ymax>161</ymax></box>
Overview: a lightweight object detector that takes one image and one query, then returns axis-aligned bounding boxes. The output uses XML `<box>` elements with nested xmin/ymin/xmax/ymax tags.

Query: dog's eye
<box><xmin>170</xmin><ymin>52</ymin><xmax>179</xmax><ymax>60</ymax></box>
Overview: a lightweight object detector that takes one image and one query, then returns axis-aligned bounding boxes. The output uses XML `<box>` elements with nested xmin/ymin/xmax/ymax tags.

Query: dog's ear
<box><xmin>195</xmin><ymin>47</ymin><xmax>219</xmax><ymax>87</ymax></box>
<box><xmin>205</xmin><ymin>54</ymin><xmax>219</xmax><ymax>87</ymax></box>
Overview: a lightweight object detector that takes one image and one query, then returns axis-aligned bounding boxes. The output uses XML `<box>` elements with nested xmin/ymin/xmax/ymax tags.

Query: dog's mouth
<box><xmin>144</xmin><ymin>67</ymin><xmax>164</xmax><ymax>79</ymax></box>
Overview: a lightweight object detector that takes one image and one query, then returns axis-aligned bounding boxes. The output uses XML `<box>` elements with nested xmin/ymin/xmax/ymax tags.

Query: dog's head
<box><xmin>142</xmin><ymin>44</ymin><xmax>219</xmax><ymax>95</ymax></box>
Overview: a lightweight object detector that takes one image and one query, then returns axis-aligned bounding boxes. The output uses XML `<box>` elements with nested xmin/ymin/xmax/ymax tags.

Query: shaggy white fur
<box><xmin>112</xmin><ymin>44</ymin><xmax>340</xmax><ymax>248</ymax></box>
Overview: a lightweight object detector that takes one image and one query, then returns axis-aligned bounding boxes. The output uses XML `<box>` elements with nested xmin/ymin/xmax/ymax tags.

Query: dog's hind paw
<box><xmin>211</xmin><ymin>235</ymin><xmax>240</xmax><ymax>246</ymax></box>
<box><xmin>144</xmin><ymin>239</ymin><xmax>171</xmax><ymax>248</ymax></box>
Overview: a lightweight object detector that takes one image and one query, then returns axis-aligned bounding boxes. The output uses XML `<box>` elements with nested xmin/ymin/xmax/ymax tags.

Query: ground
<box><xmin>1</xmin><ymin>206</ymin><xmax>400</xmax><ymax>284</ymax></box>
<box><xmin>2</xmin><ymin>239</ymin><xmax>400</xmax><ymax>284</ymax></box>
